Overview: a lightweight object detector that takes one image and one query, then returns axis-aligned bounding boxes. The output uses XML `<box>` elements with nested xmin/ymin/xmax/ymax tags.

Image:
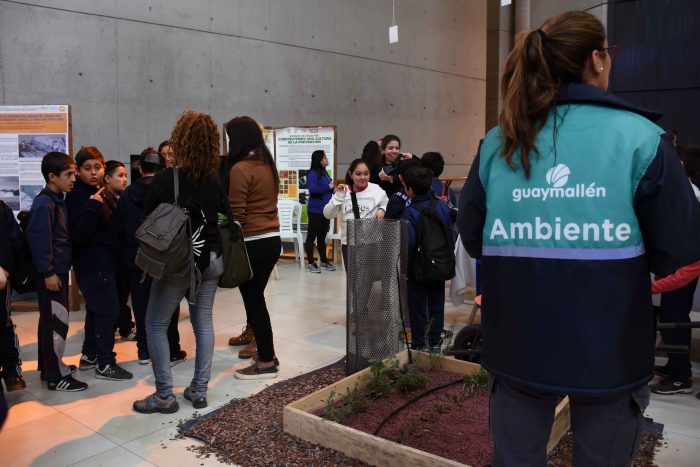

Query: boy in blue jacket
<box><xmin>27</xmin><ymin>152</ymin><xmax>87</xmax><ymax>391</ymax></box>
<box><xmin>401</xmin><ymin>166</ymin><xmax>453</xmax><ymax>350</ymax></box>
<box><xmin>66</xmin><ymin>148</ymin><xmax>132</xmax><ymax>381</ymax></box>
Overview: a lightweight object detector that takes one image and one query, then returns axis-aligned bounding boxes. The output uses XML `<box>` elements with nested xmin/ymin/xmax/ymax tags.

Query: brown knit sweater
<box><xmin>228</xmin><ymin>159</ymin><xmax>280</xmax><ymax>237</ymax></box>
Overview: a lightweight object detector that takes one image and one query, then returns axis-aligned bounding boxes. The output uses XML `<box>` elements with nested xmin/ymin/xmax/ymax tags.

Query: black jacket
<box><xmin>26</xmin><ymin>188</ymin><xmax>72</xmax><ymax>277</ymax></box>
<box><xmin>0</xmin><ymin>201</ymin><xmax>23</xmax><ymax>273</ymax></box>
<box><xmin>115</xmin><ymin>176</ymin><xmax>154</xmax><ymax>270</ymax></box>
<box><xmin>145</xmin><ymin>168</ymin><xmax>226</xmax><ymax>271</ymax></box>
<box><xmin>66</xmin><ymin>178</ymin><xmax>117</xmax><ymax>273</ymax></box>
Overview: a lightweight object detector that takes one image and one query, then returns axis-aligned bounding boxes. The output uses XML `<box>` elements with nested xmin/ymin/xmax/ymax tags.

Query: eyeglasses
<box><xmin>601</xmin><ymin>44</ymin><xmax>619</xmax><ymax>65</ymax></box>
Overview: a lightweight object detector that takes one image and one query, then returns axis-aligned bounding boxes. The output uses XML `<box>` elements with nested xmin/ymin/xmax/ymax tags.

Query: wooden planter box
<box><xmin>284</xmin><ymin>350</ymin><xmax>570</xmax><ymax>467</ymax></box>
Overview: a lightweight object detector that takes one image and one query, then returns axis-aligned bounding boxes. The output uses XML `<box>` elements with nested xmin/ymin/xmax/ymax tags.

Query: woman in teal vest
<box><xmin>459</xmin><ymin>11</ymin><xmax>700</xmax><ymax>467</ymax></box>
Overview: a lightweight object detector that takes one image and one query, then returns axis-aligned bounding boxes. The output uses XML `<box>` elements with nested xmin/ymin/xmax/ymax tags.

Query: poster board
<box><xmin>221</xmin><ymin>123</ymin><xmax>337</xmax><ymax>223</ymax></box>
<box><xmin>0</xmin><ymin>105</ymin><xmax>72</xmax><ymax>213</ymax></box>
<box><xmin>274</xmin><ymin>126</ymin><xmax>336</xmax><ymax>205</ymax></box>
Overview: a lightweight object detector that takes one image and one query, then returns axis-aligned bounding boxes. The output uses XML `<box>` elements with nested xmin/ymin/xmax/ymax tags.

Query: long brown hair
<box><xmin>170</xmin><ymin>110</ymin><xmax>220</xmax><ymax>183</ymax></box>
<box><xmin>499</xmin><ymin>11</ymin><xmax>606</xmax><ymax>178</ymax></box>
<box><xmin>225</xmin><ymin>116</ymin><xmax>279</xmax><ymax>193</ymax></box>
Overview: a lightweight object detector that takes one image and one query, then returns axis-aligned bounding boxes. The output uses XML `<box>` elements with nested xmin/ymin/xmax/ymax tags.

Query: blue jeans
<box><xmin>408</xmin><ymin>280</ymin><xmax>445</xmax><ymax>348</ymax></box>
<box><xmin>146</xmin><ymin>253</ymin><xmax>224</xmax><ymax>398</ymax></box>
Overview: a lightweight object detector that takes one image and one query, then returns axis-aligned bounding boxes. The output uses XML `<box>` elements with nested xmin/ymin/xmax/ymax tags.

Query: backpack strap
<box><xmin>350</xmin><ymin>189</ymin><xmax>361</xmax><ymax>219</ymax></box>
<box><xmin>173</xmin><ymin>167</ymin><xmax>180</xmax><ymax>206</ymax></box>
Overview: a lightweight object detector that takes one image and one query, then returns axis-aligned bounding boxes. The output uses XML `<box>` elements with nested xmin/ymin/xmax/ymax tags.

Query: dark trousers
<box><xmin>115</xmin><ymin>261</ymin><xmax>134</xmax><ymax>336</ymax></box>
<box><xmin>0</xmin><ymin>283</ymin><xmax>22</xmax><ymax>377</ymax></box>
<box><xmin>239</xmin><ymin>236</ymin><xmax>280</xmax><ymax>362</ymax></box>
<box><xmin>77</xmin><ymin>271</ymin><xmax>118</xmax><ymax>366</ymax></box>
<box><xmin>659</xmin><ymin>277</ymin><xmax>697</xmax><ymax>381</ymax></box>
<box><xmin>408</xmin><ymin>280</ymin><xmax>445</xmax><ymax>348</ymax></box>
<box><xmin>36</xmin><ymin>273</ymin><xmax>72</xmax><ymax>381</ymax></box>
<box><xmin>304</xmin><ymin>212</ymin><xmax>330</xmax><ymax>264</ymax></box>
<box><xmin>129</xmin><ymin>270</ymin><xmax>181</xmax><ymax>360</ymax></box>
<box><xmin>490</xmin><ymin>377</ymin><xmax>648</xmax><ymax>467</ymax></box>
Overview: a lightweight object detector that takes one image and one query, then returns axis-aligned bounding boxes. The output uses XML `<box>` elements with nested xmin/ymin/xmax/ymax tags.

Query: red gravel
<box><xmin>180</xmin><ymin>366</ymin><xmax>368</xmax><ymax>466</ymax></box>
<box><xmin>337</xmin><ymin>368</ymin><xmax>493</xmax><ymax>467</ymax></box>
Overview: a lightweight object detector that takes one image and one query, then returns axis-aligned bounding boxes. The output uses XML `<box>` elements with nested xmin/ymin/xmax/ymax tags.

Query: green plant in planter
<box><xmin>464</xmin><ymin>368</ymin><xmax>490</xmax><ymax>390</ymax></box>
<box><xmin>395</xmin><ymin>366</ymin><xmax>428</xmax><ymax>392</ymax></box>
<box><xmin>322</xmin><ymin>390</ymin><xmax>344</xmax><ymax>423</ymax></box>
<box><xmin>366</xmin><ymin>360</ymin><xmax>392</xmax><ymax>399</ymax></box>
<box><xmin>343</xmin><ymin>384</ymin><xmax>369</xmax><ymax>416</ymax></box>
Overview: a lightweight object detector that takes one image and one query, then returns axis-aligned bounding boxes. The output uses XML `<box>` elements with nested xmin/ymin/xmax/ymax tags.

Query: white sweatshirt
<box><xmin>323</xmin><ymin>183</ymin><xmax>389</xmax><ymax>245</ymax></box>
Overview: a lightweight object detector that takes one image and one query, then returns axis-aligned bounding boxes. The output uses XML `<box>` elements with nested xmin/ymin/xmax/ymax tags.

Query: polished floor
<box><xmin>1</xmin><ymin>260</ymin><xmax>699</xmax><ymax>466</ymax></box>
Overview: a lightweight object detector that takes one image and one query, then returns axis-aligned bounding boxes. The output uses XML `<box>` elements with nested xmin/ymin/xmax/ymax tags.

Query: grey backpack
<box><xmin>135</xmin><ymin>167</ymin><xmax>201</xmax><ymax>301</ymax></box>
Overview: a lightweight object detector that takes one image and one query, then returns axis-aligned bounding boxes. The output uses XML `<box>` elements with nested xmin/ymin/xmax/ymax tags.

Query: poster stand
<box><xmin>0</xmin><ymin>105</ymin><xmax>80</xmax><ymax>310</ymax></box>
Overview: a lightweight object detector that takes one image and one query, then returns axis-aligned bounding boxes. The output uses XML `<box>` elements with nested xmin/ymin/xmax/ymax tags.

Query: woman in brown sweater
<box><xmin>226</xmin><ymin>116</ymin><xmax>281</xmax><ymax>380</ymax></box>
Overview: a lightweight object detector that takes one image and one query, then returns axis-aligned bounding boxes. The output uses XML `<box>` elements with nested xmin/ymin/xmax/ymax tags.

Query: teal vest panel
<box><xmin>480</xmin><ymin>105</ymin><xmax>663</xmax><ymax>260</ymax></box>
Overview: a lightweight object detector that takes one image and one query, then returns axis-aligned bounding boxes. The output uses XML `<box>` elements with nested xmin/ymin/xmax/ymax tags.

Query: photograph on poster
<box><xmin>0</xmin><ymin>176</ymin><xmax>20</xmax><ymax>210</ymax></box>
<box><xmin>20</xmin><ymin>184</ymin><xmax>43</xmax><ymax>210</ymax></box>
<box><xmin>18</xmin><ymin>134</ymin><xmax>67</xmax><ymax>158</ymax></box>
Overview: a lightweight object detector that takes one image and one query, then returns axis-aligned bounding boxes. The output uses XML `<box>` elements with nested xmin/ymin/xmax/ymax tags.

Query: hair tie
<box><xmin>536</xmin><ymin>29</ymin><xmax>547</xmax><ymax>42</ymax></box>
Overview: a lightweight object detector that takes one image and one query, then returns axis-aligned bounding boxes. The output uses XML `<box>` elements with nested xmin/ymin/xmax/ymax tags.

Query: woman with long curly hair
<box><xmin>226</xmin><ymin>116</ymin><xmax>281</xmax><ymax>380</ymax></box>
<box><xmin>460</xmin><ymin>11</ymin><xmax>700</xmax><ymax>465</ymax></box>
<box><xmin>133</xmin><ymin>110</ymin><xmax>226</xmax><ymax>414</ymax></box>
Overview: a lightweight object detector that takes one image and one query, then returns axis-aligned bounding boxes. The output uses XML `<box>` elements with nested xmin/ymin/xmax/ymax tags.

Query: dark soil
<box><xmin>180</xmin><ymin>366</ymin><xmax>367</xmax><ymax>466</ymax></box>
<box><xmin>548</xmin><ymin>430</ymin><xmax>663</xmax><ymax>466</ymax></box>
<box><xmin>324</xmin><ymin>368</ymin><xmax>493</xmax><ymax>467</ymax></box>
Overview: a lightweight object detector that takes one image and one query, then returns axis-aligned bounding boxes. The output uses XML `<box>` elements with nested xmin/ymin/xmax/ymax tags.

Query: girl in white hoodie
<box><xmin>323</xmin><ymin>158</ymin><xmax>388</xmax><ymax>266</ymax></box>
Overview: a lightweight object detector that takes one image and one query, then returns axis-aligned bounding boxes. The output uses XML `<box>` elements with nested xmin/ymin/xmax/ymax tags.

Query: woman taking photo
<box><xmin>226</xmin><ymin>116</ymin><xmax>280</xmax><ymax>380</ymax></box>
<box><xmin>459</xmin><ymin>11</ymin><xmax>700</xmax><ymax>466</ymax></box>
<box><xmin>133</xmin><ymin>111</ymin><xmax>226</xmax><ymax>414</ymax></box>
<box><xmin>304</xmin><ymin>150</ymin><xmax>335</xmax><ymax>273</ymax></box>
<box><xmin>373</xmin><ymin>134</ymin><xmax>413</xmax><ymax>196</ymax></box>
<box><xmin>323</xmin><ymin>158</ymin><xmax>388</xmax><ymax>268</ymax></box>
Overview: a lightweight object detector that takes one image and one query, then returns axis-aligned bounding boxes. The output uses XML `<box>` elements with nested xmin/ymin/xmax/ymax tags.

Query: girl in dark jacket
<box><xmin>304</xmin><ymin>150</ymin><xmax>335</xmax><ymax>273</ymax></box>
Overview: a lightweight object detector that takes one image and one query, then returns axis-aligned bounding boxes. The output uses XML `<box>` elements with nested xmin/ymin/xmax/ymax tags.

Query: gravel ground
<box><xmin>180</xmin><ymin>365</ymin><xmax>367</xmax><ymax>466</ymax></box>
<box><xmin>548</xmin><ymin>430</ymin><xmax>663</xmax><ymax>466</ymax></box>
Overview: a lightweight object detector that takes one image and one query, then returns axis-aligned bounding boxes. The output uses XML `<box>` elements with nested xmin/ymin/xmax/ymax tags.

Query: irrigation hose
<box><xmin>372</xmin><ymin>377</ymin><xmax>465</xmax><ymax>436</ymax></box>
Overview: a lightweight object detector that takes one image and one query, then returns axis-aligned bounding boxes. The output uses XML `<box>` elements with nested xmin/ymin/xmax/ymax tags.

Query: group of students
<box><xmin>305</xmin><ymin>134</ymin><xmax>457</xmax><ymax>351</ymax></box>
<box><xmin>0</xmin><ymin>112</ymin><xmax>285</xmax><ymax>420</ymax></box>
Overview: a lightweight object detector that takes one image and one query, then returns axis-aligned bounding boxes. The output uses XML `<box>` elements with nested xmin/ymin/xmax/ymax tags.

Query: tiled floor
<box><xmin>1</xmin><ymin>260</ymin><xmax>700</xmax><ymax>466</ymax></box>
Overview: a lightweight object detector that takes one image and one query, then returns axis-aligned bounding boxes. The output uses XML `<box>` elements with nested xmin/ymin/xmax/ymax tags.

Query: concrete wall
<box><xmin>530</xmin><ymin>0</ymin><xmax>607</xmax><ymax>29</ymax></box>
<box><xmin>0</xmin><ymin>0</ymin><xmax>486</xmax><ymax>177</ymax></box>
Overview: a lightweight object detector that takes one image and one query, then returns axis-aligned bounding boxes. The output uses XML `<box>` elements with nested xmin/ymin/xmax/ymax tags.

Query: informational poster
<box><xmin>263</xmin><ymin>128</ymin><xmax>275</xmax><ymax>161</ymax></box>
<box><xmin>0</xmin><ymin>105</ymin><xmax>71</xmax><ymax>212</ymax></box>
<box><xmin>222</xmin><ymin>124</ymin><xmax>275</xmax><ymax>160</ymax></box>
<box><xmin>274</xmin><ymin>126</ymin><xmax>335</xmax><ymax>203</ymax></box>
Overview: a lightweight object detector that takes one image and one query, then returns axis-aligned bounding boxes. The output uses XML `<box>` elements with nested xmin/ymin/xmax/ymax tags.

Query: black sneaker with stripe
<box><xmin>47</xmin><ymin>375</ymin><xmax>88</xmax><ymax>392</ymax></box>
<box><xmin>96</xmin><ymin>363</ymin><xmax>134</xmax><ymax>381</ymax></box>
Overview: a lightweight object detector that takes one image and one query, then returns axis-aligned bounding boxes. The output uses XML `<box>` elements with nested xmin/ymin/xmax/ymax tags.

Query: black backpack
<box><xmin>10</xmin><ymin>193</ymin><xmax>57</xmax><ymax>294</ymax></box>
<box><xmin>135</xmin><ymin>168</ymin><xmax>202</xmax><ymax>303</ymax></box>
<box><xmin>410</xmin><ymin>200</ymin><xmax>455</xmax><ymax>283</ymax></box>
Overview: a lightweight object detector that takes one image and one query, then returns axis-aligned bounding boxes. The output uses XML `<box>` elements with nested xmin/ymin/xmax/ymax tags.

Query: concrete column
<box><xmin>485</xmin><ymin>0</ymin><xmax>514</xmax><ymax>131</ymax></box>
<box><xmin>514</xmin><ymin>0</ymin><xmax>531</xmax><ymax>35</ymax></box>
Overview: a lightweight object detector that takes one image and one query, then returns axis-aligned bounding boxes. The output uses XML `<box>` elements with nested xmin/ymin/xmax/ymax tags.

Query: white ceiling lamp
<box><xmin>389</xmin><ymin>0</ymin><xmax>399</xmax><ymax>43</ymax></box>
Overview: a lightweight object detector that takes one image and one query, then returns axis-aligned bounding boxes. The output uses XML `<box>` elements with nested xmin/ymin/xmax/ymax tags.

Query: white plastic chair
<box><xmin>325</xmin><ymin>215</ymin><xmax>343</xmax><ymax>270</ymax></box>
<box><xmin>278</xmin><ymin>199</ymin><xmax>305</xmax><ymax>266</ymax></box>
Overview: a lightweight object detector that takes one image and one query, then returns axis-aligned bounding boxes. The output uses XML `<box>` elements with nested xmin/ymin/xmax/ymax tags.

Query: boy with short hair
<box><xmin>102</xmin><ymin>161</ymin><xmax>135</xmax><ymax>341</ymax></box>
<box><xmin>67</xmin><ymin>149</ymin><xmax>132</xmax><ymax>381</ymax></box>
<box><xmin>400</xmin><ymin>166</ymin><xmax>453</xmax><ymax>351</ymax></box>
<box><xmin>27</xmin><ymin>152</ymin><xmax>87</xmax><ymax>391</ymax></box>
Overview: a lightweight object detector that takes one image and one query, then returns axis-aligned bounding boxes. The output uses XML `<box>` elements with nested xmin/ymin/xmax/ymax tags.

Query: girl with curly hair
<box><xmin>133</xmin><ymin>110</ymin><xmax>227</xmax><ymax>414</ymax></box>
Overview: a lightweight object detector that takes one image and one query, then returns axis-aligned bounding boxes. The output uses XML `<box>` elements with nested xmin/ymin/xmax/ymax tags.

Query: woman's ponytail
<box><xmin>498</xmin><ymin>11</ymin><xmax>606</xmax><ymax>179</ymax></box>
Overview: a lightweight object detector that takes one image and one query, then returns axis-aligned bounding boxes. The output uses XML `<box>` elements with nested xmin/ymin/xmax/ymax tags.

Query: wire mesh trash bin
<box><xmin>345</xmin><ymin>218</ymin><xmax>408</xmax><ymax>375</ymax></box>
